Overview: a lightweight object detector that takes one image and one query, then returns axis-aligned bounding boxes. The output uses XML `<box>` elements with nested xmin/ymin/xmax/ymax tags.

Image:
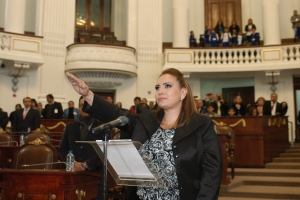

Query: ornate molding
<box><xmin>268</xmin><ymin>117</ymin><xmax>286</xmax><ymax>127</ymax></box>
<box><xmin>212</xmin><ymin>119</ymin><xmax>246</xmax><ymax>127</ymax></box>
<box><xmin>65</xmin><ymin>44</ymin><xmax>137</xmax><ymax>88</ymax></box>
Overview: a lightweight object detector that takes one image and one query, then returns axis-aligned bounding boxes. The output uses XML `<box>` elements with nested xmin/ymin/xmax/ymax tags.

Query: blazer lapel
<box><xmin>173</xmin><ymin>113</ymin><xmax>205</xmax><ymax>144</ymax></box>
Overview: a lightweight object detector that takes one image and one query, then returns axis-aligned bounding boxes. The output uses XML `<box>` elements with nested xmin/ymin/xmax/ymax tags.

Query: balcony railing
<box><xmin>164</xmin><ymin>44</ymin><xmax>300</xmax><ymax>72</ymax></box>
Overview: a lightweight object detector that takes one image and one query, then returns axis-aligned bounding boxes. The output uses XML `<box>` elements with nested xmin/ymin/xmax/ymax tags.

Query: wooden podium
<box><xmin>0</xmin><ymin>169</ymin><xmax>101</xmax><ymax>200</ymax></box>
<box><xmin>217</xmin><ymin>134</ymin><xmax>231</xmax><ymax>185</ymax></box>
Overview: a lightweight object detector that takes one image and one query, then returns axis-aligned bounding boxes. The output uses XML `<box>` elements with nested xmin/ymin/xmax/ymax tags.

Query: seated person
<box><xmin>250</xmin><ymin>28</ymin><xmax>260</xmax><ymax>46</ymax></box>
<box><xmin>220</xmin><ymin>27</ymin><xmax>232</xmax><ymax>47</ymax></box>
<box><xmin>234</xmin><ymin>31</ymin><xmax>245</xmax><ymax>46</ymax></box>
<box><xmin>209</xmin><ymin>29</ymin><xmax>219</xmax><ymax>47</ymax></box>
<box><xmin>227</xmin><ymin>107</ymin><xmax>236</xmax><ymax>117</ymax></box>
<box><xmin>205</xmin><ymin>104</ymin><xmax>220</xmax><ymax>117</ymax></box>
<box><xmin>189</xmin><ymin>31</ymin><xmax>198</xmax><ymax>47</ymax></box>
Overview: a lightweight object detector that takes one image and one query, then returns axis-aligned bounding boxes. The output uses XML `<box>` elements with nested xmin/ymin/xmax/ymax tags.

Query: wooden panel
<box><xmin>222</xmin><ymin>86</ymin><xmax>254</xmax><ymax>107</ymax></box>
<box><xmin>211</xmin><ymin>3</ymin><xmax>222</xmax><ymax>28</ymax></box>
<box><xmin>225</xmin><ymin>2</ymin><xmax>235</xmax><ymax>27</ymax></box>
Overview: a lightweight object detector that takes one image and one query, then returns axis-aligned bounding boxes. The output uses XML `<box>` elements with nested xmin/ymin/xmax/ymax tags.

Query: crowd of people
<box><xmin>195</xmin><ymin>92</ymin><xmax>288</xmax><ymax>118</ymax></box>
<box><xmin>190</xmin><ymin>18</ymin><xmax>260</xmax><ymax>48</ymax></box>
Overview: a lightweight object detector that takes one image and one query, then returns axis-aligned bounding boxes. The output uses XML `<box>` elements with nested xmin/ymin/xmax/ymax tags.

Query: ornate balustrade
<box><xmin>65</xmin><ymin>44</ymin><xmax>137</xmax><ymax>88</ymax></box>
<box><xmin>164</xmin><ymin>44</ymin><xmax>300</xmax><ymax>72</ymax></box>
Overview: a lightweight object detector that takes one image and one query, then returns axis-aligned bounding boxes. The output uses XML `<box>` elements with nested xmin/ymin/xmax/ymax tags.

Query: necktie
<box><xmin>23</xmin><ymin>108</ymin><xmax>28</xmax><ymax>119</ymax></box>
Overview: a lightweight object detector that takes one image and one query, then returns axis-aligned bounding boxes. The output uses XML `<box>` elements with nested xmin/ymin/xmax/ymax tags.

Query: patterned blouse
<box><xmin>136</xmin><ymin>127</ymin><xmax>179</xmax><ymax>200</ymax></box>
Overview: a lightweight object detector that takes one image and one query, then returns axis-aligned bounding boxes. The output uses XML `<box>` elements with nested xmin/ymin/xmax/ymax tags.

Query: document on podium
<box><xmin>92</xmin><ymin>140</ymin><xmax>165</xmax><ymax>188</ymax></box>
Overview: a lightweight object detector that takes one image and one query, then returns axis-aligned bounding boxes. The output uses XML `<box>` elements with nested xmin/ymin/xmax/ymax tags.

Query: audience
<box><xmin>221</xmin><ymin>27</ymin><xmax>232</xmax><ymax>47</ymax></box>
<box><xmin>204</xmin><ymin>25</ymin><xmax>212</xmax><ymax>46</ymax></box>
<box><xmin>255</xmin><ymin>97</ymin><xmax>269</xmax><ymax>116</ymax></box>
<box><xmin>63</xmin><ymin>100</ymin><xmax>79</xmax><ymax>119</ymax></box>
<box><xmin>229</xmin><ymin>20</ymin><xmax>240</xmax><ymax>45</ymax></box>
<box><xmin>37</xmin><ymin>102</ymin><xmax>44</xmax><ymax>118</ymax></box>
<box><xmin>129</xmin><ymin>96</ymin><xmax>141</xmax><ymax>114</ymax></box>
<box><xmin>248</xmin><ymin>106</ymin><xmax>258</xmax><ymax>116</ymax></box>
<box><xmin>149</xmin><ymin>101</ymin><xmax>155</xmax><ymax>109</ymax></box>
<box><xmin>265</xmin><ymin>93</ymin><xmax>288</xmax><ymax>116</ymax></box>
<box><xmin>195</xmin><ymin>99</ymin><xmax>208</xmax><ymax>114</ymax></box>
<box><xmin>250</xmin><ymin>27</ymin><xmax>260</xmax><ymax>46</ymax></box>
<box><xmin>205</xmin><ymin>104</ymin><xmax>220</xmax><ymax>117</ymax></box>
<box><xmin>116</xmin><ymin>102</ymin><xmax>122</xmax><ymax>108</ymax></box>
<box><xmin>209</xmin><ymin>29</ymin><xmax>219</xmax><ymax>47</ymax></box>
<box><xmin>235</xmin><ymin>30</ymin><xmax>245</xmax><ymax>46</ymax></box>
<box><xmin>43</xmin><ymin>94</ymin><xmax>63</xmax><ymax>119</ymax></box>
<box><xmin>141</xmin><ymin>98</ymin><xmax>148</xmax><ymax>104</ymax></box>
<box><xmin>105</xmin><ymin>96</ymin><xmax>114</xmax><ymax>104</ymax></box>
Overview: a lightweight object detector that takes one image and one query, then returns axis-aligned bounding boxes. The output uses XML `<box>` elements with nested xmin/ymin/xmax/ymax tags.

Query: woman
<box><xmin>255</xmin><ymin>97</ymin><xmax>270</xmax><ymax>116</ymax></box>
<box><xmin>231</xmin><ymin>95</ymin><xmax>247</xmax><ymax>116</ymax></box>
<box><xmin>229</xmin><ymin>20</ymin><xmax>240</xmax><ymax>45</ymax></box>
<box><xmin>244</xmin><ymin>18</ymin><xmax>257</xmax><ymax>43</ymax></box>
<box><xmin>215</xmin><ymin>20</ymin><xmax>225</xmax><ymax>37</ymax></box>
<box><xmin>31</xmin><ymin>99</ymin><xmax>39</xmax><ymax>110</ymax></box>
<box><xmin>248</xmin><ymin>106</ymin><xmax>258</xmax><ymax>116</ymax></box>
<box><xmin>66</xmin><ymin>68</ymin><xmax>222</xmax><ymax>199</ymax></box>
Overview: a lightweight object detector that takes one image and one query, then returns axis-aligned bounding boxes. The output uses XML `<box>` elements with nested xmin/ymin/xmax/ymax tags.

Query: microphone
<box><xmin>92</xmin><ymin>116</ymin><xmax>128</xmax><ymax>134</ymax></box>
<box><xmin>0</xmin><ymin>141</ymin><xmax>18</xmax><ymax>146</ymax></box>
<box><xmin>22</xmin><ymin>161</ymin><xmax>66</xmax><ymax>167</ymax></box>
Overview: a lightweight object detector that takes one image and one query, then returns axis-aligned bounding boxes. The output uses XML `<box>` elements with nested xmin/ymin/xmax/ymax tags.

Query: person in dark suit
<box><xmin>214</xmin><ymin>93</ymin><xmax>228</xmax><ymax>116</ymax></box>
<box><xmin>265</xmin><ymin>93</ymin><xmax>288</xmax><ymax>116</ymax></box>
<box><xmin>59</xmin><ymin>96</ymin><xmax>104</xmax><ymax>200</ymax></box>
<box><xmin>0</xmin><ymin>110</ymin><xmax>9</xmax><ymax>130</ymax></box>
<box><xmin>13</xmin><ymin>97</ymin><xmax>41</xmax><ymax>132</ymax></box>
<box><xmin>43</xmin><ymin>94</ymin><xmax>63</xmax><ymax>119</ymax></box>
<box><xmin>66</xmin><ymin>68</ymin><xmax>222</xmax><ymax>200</ymax></box>
<box><xmin>231</xmin><ymin>95</ymin><xmax>247</xmax><ymax>116</ymax></box>
<box><xmin>9</xmin><ymin>104</ymin><xmax>22</xmax><ymax>128</ymax></box>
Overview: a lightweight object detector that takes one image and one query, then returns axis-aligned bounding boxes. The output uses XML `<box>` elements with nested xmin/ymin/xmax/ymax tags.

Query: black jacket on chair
<box><xmin>13</xmin><ymin>108</ymin><xmax>41</xmax><ymax>132</ymax></box>
<box><xmin>83</xmin><ymin>95</ymin><xmax>222</xmax><ymax>200</ymax></box>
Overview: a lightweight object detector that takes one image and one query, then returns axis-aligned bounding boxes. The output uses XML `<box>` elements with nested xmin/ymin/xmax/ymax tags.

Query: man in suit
<box><xmin>59</xmin><ymin>96</ymin><xmax>104</xmax><ymax>200</ymax></box>
<box><xmin>129</xmin><ymin>96</ymin><xmax>141</xmax><ymax>114</ymax></box>
<box><xmin>265</xmin><ymin>93</ymin><xmax>288</xmax><ymax>116</ymax></box>
<box><xmin>195</xmin><ymin>99</ymin><xmax>207</xmax><ymax>114</ymax></box>
<box><xmin>63</xmin><ymin>100</ymin><xmax>79</xmax><ymax>119</ymax></box>
<box><xmin>0</xmin><ymin>110</ymin><xmax>9</xmax><ymax>130</ymax></box>
<box><xmin>13</xmin><ymin>97</ymin><xmax>41</xmax><ymax>132</ymax></box>
<box><xmin>43</xmin><ymin>94</ymin><xmax>63</xmax><ymax>119</ymax></box>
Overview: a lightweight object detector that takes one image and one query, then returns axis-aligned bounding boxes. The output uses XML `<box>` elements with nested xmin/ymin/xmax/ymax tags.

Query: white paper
<box><xmin>96</xmin><ymin>140</ymin><xmax>155</xmax><ymax>180</ymax></box>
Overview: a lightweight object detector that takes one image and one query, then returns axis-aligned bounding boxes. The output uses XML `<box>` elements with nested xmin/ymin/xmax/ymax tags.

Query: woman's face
<box><xmin>155</xmin><ymin>74</ymin><xmax>186</xmax><ymax>110</ymax></box>
<box><xmin>257</xmin><ymin>98</ymin><xmax>265</xmax><ymax>106</ymax></box>
<box><xmin>252</xmin><ymin>109</ymin><xmax>258</xmax><ymax>116</ymax></box>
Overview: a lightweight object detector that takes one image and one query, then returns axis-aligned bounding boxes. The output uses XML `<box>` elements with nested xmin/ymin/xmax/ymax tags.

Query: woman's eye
<box><xmin>165</xmin><ymin>84</ymin><xmax>172</xmax><ymax>88</ymax></box>
<box><xmin>155</xmin><ymin>85</ymin><xmax>160</xmax><ymax>90</ymax></box>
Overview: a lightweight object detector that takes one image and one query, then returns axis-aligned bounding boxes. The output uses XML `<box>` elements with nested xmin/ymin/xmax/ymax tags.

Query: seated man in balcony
<box><xmin>189</xmin><ymin>31</ymin><xmax>198</xmax><ymax>47</ymax></box>
<box><xmin>250</xmin><ymin>27</ymin><xmax>260</xmax><ymax>46</ymax></box>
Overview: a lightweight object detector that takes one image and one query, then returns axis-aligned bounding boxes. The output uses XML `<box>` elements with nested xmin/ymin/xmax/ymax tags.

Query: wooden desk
<box><xmin>217</xmin><ymin>134</ymin><xmax>231</xmax><ymax>185</ymax></box>
<box><xmin>212</xmin><ymin>116</ymin><xmax>289</xmax><ymax>167</ymax></box>
<box><xmin>0</xmin><ymin>169</ymin><xmax>101</xmax><ymax>200</ymax></box>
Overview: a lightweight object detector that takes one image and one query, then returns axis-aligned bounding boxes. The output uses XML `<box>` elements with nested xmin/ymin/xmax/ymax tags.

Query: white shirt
<box><xmin>271</xmin><ymin>102</ymin><xmax>277</xmax><ymax>116</ymax></box>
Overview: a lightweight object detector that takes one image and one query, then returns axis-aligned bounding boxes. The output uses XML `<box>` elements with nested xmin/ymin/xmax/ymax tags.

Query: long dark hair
<box><xmin>155</xmin><ymin>68</ymin><xmax>196</xmax><ymax>128</ymax></box>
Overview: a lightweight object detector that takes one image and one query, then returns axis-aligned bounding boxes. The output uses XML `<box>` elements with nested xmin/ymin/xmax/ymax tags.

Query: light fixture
<box><xmin>265</xmin><ymin>71</ymin><xmax>280</xmax><ymax>92</ymax></box>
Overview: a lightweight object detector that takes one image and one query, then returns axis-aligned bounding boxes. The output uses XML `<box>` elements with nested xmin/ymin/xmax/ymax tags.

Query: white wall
<box><xmin>25</xmin><ymin>0</ymin><xmax>36</xmax><ymax>33</ymax></box>
<box><xmin>0</xmin><ymin>0</ymin><xmax>5</xmax><ymax>28</ymax></box>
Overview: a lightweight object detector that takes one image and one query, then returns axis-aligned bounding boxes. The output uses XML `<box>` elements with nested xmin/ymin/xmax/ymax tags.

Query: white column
<box><xmin>126</xmin><ymin>0</ymin><xmax>138</xmax><ymax>49</ymax></box>
<box><xmin>173</xmin><ymin>0</ymin><xmax>189</xmax><ymax>48</ymax></box>
<box><xmin>262</xmin><ymin>0</ymin><xmax>281</xmax><ymax>45</ymax></box>
<box><xmin>35</xmin><ymin>0</ymin><xmax>44</xmax><ymax>36</ymax></box>
<box><xmin>4</xmin><ymin>0</ymin><xmax>26</xmax><ymax>34</ymax></box>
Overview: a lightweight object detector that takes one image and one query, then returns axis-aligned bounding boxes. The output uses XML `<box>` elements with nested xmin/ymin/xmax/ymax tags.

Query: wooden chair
<box><xmin>215</xmin><ymin>124</ymin><xmax>235</xmax><ymax>179</ymax></box>
<box><xmin>24</xmin><ymin>128</ymin><xmax>52</xmax><ymax>144</ymax></box>
<box><xmin>0</xmin><ymin>129</ymin><xmax>16</xmax><ymax>146</ymax></box>
<box><xmin>13</xmin><ymin>138</ymin><xmax>58</xmax><ymax>170</ymax></box>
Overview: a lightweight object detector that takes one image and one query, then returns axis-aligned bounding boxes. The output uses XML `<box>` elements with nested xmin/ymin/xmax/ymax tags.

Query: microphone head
<box><xmin>117</xmin><ymin>116</ymin><xmax>129</xmax><ymax>126</ymax></box>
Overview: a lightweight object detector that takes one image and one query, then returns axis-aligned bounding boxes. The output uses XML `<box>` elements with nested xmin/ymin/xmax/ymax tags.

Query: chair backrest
<box><xmin>215</xmin><ymin>124</ymin><xmax>235</xmax><ymax>148</ymax></box>
<box><xmin>0</xmin><ymin>129</ymin><xmax>15</xmax><ymax>145</ymax></box>
<box><xmin>13</xmin><ymin>138</ymin><xmax>58</xmax><ymax>170</ymax></box>
<box><xmin>24</xmin><ymin>129</ymin><xmax>52</xmax><ymax>144</ymax></box>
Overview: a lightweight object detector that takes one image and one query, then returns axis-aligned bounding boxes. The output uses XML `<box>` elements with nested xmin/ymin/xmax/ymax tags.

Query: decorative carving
<box><xmin>76</xmin><ymin>189</ymin><xmax>86</xmax><ymax>200</ymax></box>
<box><xmin>17</xmin><ymin>193</ymin><xmax>23</xmax><ymax>198</ymax></box>
<box><xmin>51</xmin><ymin>194</ymin><xmax>56</xmax><ymax>199</ymax></box>
<box><xmin>28</xmin><ymin>138</ymin><xmax>46</xmax><ymax>145</ymax></box>
<box><xmin>212</xmin><ymin>119</ymin><xmax>246</xmax><ymax>127</ymax></box>
<box><xmin>268</xmin><ymin>117</ymin><xmax>286</xmax><ymax>127</ymax></box>
<box><xmin>42</xmin><ymin>122</ymin><xmax>66</xmax><ymax>130</ymax></box>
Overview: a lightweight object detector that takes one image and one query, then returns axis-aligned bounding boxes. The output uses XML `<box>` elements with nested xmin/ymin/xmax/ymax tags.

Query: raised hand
<box><xmin>66</xmin><ymin>72</ymin><xmax>90</xmax><ymax>96</ymax></box>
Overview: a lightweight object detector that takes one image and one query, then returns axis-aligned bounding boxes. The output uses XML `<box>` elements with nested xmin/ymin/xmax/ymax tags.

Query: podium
<box><xmin>0</xmin><ymin>169</ymin><xmax>101</xmax><ymax>200</ymax></box>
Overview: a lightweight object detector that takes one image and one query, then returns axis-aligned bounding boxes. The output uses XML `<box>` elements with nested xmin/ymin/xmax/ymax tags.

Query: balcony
<box><xmin>65</xmin><ymin>44</ymin><xmax>137</xmax><ymax>89</ymax></box>
<box><xmin>0</xmin><ymin>31</ymin><xmax>44</xmax><ymax>76</ymax></box>
<box><xmin>163</xmin><ymin>44</ymin><xmax>300</xmax><ymax>73</ymax></box>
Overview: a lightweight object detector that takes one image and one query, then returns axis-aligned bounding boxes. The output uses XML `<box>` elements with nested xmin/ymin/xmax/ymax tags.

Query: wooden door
<box><xmin>222</xmin><ymin>86</ymin><xmax>254</xmax><ymax>107</ymax></box>
<box><xmin>205</xmin><ymin>0</ymin><xmax>241</xmax><ymax>29</ymax></box>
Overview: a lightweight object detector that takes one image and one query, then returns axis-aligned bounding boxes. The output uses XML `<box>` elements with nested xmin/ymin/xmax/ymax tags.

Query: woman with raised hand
<box><xmin>66</xmin><ymin>68</ymin><xmax>222</xmax><ymax>200</ymax></box>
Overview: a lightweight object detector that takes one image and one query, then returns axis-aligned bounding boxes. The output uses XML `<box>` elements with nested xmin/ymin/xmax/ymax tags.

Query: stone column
<box><xmin>4</xmin><ymin>0</ymin><xmax>26</xmax><ymax>34</ymax></box>
<box><xmin>262</xmin><ymin>0</ymin><xmax>281</xmax><ymax>45</ymax></box>
<box><xmin>173</xmin><ymin>0</ymin><xmax>189</xmax><ymax>48</ymax></box>
<box><xmin>126</xmin><ymin>0</ymin><xmax>138</xmax><ymax>50</ymax></box>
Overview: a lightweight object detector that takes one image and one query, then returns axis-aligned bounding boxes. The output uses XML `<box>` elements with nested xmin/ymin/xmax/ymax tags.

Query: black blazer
<box><xmin>84</xmin><ymin>95</ymin><xmax>222</xmax><ymax>200</ymax></box>
<box><xmin>0</xmin><ymin>111</ymin><xmax>9</xmax><ymax>130</ymax></box>
<box><xmin>58</xmin><ymin>120</ymin><xmax>104</xmax><ymax>173</ymax></box>
<box><xmin>43</xmin><ymin>102</ymin><xmax>63</xmax><ymax>119</ymax></box>
<box><xmin>264</xmin><ymin>101</ymin><xmax>287</xmax><ymax>116</ymax></box>
<box><xmin>13</xmin><ymin>108</ymin><xmax>41</xmax><ymax>132</ymax></box>
<box><xmin>231</xmin><ymin>103</ymin><xmax>247</xmax><ymax>116</ymax></box>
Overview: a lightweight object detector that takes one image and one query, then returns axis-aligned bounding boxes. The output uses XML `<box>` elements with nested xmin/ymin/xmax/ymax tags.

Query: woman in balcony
<box><xmin>245</xmin><ymin>18</ymin><xmax>257</xmax><ymax>44</ymax></box>
<box><xmin>66</xmin><ymin>68</ymin><xmax>222</xmax><ymax>200</ymax></box>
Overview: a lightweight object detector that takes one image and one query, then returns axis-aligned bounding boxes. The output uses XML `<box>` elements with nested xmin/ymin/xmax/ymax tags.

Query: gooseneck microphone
<box><xmin>92</xmin><ymin>116</ymin><xmax>128</xmax><ymax>134</ymax></box>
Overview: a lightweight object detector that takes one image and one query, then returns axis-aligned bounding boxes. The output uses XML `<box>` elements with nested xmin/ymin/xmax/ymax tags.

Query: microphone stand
<box><xmin>102</xmin><ymin>128</ymin><xmax>111</xmax><ymax>200</ymax></box>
